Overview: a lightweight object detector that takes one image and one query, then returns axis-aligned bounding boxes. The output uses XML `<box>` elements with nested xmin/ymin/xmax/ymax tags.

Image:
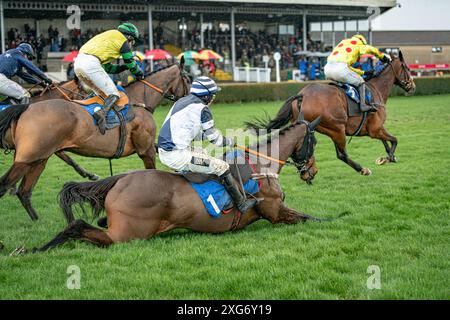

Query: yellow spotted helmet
<box><xmin>353</xmin><ymin>34</ymin><xmax>368</xmax><ymax>45</ymax></box>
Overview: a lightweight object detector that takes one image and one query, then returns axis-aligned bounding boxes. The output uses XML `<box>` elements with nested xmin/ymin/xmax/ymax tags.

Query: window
<box><xmin>279</xmin><ymin>24</ymin><xmax>294</xmax><ymax>35</ymax></box>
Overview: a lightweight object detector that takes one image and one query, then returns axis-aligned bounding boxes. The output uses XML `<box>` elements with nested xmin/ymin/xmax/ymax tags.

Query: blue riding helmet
<box><xmin>17</xmin><ymin>43</ymin><xmax>36</xmax><ymax>59</ymax></box>
<box><xmin>190</xmin><ymin>76</ymin><xmax>221</xmax><ymax>97</ymax></box>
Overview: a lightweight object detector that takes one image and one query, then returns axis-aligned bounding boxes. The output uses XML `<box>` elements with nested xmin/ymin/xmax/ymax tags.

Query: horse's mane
<box><xmin>122</xmin><ymin>63</ymin><xmax>179</xmax><ymax>89</ymax></box>
<box><xmin>249</xmin><ymin>120</ymin><xmax>306</xmax><ymax>149</ymax></box>
<box><xmin>144</xmin><ymin>63</ymin><xmax>179</xmax><ymax>77</ymax></box>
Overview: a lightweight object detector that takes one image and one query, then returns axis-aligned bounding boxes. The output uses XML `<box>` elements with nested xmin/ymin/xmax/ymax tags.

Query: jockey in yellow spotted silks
<box><xmin>325</xmin><ymin>34</ymin><xmax>391</xmax><ymax>112</ymax></box>
<box><xmin>74</xmin><ymin>23</ymin><xmax>144</xmax><ymax>134</ymax></box>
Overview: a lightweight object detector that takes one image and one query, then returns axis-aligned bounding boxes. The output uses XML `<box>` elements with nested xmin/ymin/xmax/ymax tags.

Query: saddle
<box><xmin>73</xmin><ymin>91</ymin><xmax>130</xmax><ymax>109</ymax></box>
<box><xmin>329</xmin><ymin>82</ymin><xmax>375</xmax><ymax>117</ymax></box>
<box><xmin>72</xmin><ymin>86</ymin><xmax>134</xmax><ymax>159</ymax></box>
<box><xmin>177</xmin><ymin>151</ymin><xmax>260</xmax><ymax>218</ymax></box>
<box><xmin>72</xmin><ymin>88</ymin><xmax>135</xmax><ymax>131</ymax></box>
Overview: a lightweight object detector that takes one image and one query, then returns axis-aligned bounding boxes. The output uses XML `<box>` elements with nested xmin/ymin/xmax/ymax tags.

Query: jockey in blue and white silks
<box><xmin>158</xmin><ymin>76</ymin><xmax>258</xmax><ymax>214</ymax></box>
<box><xmin>0</xmin><ymin>43</ymin><xmax>53</xmax><ymax>104</ymax></box>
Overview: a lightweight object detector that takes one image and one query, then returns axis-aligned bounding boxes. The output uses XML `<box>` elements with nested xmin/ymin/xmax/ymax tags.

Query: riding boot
<box><xmin>94</xmin><ymin>94</ymin><xmax>119</xmax><ymax>135</ymax></box>
<box><xmin>220</xmin><ymin>171</ymin><xmax>259</xmax><ymax>214</ymax></box>
<box><xmin>358</xmin><ymin>83</ymin><xmax>376</xmax><ymax>113</ymax></box>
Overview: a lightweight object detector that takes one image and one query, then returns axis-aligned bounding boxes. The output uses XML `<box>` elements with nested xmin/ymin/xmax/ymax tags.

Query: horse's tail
<box><xmin>0</xmin><ymin>104</ymin><xmax>29</xmax><ymax>148</ymax></box>
<box><xmin>59</xmin><ymin>174</ymin><xmax>127</xmax><ymax>224</ymax></box>
<box><xmin>245</xmin><ymin>94</ymin><xmax>302</xmax><ymax>131</ymax></box>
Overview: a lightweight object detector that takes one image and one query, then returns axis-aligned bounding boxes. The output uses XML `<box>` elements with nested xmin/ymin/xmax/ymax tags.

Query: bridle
<box><xmin>140</xmin><ymin>65</ymin><xmax>190</xmax><ymax>102</ymax></box>
<box><xmin>236</xmin><ymin>120</ymin><xmax>316</xmax><ymax>179</ymax></box>
<box><xmin>389</xmin><ymin>59</ymin><xmax>414</xmax><ymax>92</ymax></box>
<box><xmin>287</xmin><ymin>120</ymin><xmax>317</xmax><ymax>182</ymax></box>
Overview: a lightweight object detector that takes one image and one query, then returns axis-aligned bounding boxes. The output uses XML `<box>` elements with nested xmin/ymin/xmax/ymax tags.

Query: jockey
<box><xmin>158</xmin><ymin>76</ymin><xmax>258</xmax><ymax>214</ymax></box>
<box><xmin>0</xmin><ymin>43</ymin><xmax>53</xmax><ymax>104</ymax></box>
<box><xmin>325</xmin><ymin>34</ymin><xmax>391</xmax><ymax>112</ymax></box>
<box><xmin>74</xmin><ymin>23</ymin><xmax>144</xmax><ymax>134</ymax></box>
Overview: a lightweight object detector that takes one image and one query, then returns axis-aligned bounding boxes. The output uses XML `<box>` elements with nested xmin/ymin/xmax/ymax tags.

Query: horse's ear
<box><xmin>309</xmin><ymin>116</ymin><xmax>321</xmax><ymax>131</ymax></box>
<box><xmin>180</xmin><ymin>55</ymin><xmax>185</xmax><ymax>69</ymax></box>
<box><xmin>399</xmin><ymin>50</ymin><xmax>404</xmax><ymax>62</ymax></box>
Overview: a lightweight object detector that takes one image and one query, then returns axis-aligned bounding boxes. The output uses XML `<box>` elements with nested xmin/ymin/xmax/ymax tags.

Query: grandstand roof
<box><xmin>191</xmin><ymin>0</ymin><xmax>397</xmax><ymax>7</ymax></box>
<box><xmin>4</xmin><ymin>0</ymin><xmax>396</xmax><ymax>22</ymax></box>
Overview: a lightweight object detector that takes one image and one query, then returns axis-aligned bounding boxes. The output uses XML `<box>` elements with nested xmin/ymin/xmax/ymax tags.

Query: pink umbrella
<box><xmin>144</xmin><ymin>49</ymin><xmax>172</xmax><ymax>60</ymax></box>
<box><xmin>62</xmin><ymin>51</ymin><xmax>79</xmax><ymax>62</ymax></box>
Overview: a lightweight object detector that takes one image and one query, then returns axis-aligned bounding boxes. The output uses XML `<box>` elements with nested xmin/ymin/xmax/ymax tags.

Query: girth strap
<box><xmin>111</xmin><ymin>108</ymin><xmax>127</xmax><ymax>159</ymax></box>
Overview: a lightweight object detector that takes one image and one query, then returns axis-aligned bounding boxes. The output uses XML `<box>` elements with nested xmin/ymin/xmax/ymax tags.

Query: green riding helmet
<box><xmin>118</xmin><ymin>23</ymin><xmax>140</xmax><ymax>40</ymax></box>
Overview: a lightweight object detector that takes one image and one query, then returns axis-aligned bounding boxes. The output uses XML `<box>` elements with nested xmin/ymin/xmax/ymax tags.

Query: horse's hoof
<box><xmin>390</xmin><ymin>156</ymin><xmax>398</xmax><ymax>163</ymax></box>
<box><xmin>0</xmin><ymin>241</ymin><xmax>4</xmax><ymax>251</ymax></box>
<box><xmin>89</xmin><ymin>174</ymin><xmax>100</xmax><ymax>181</ymax></box>
<box><xmin>10</xmin><ymin>246</ymin><xmax>27</xmax><ymax>256</ymax></box>
<box><xmin>375</xmin><ymin>157</ymin><xmax>388</xmax><ymax>165</ymax></box>
<box><xmin>361</xmin><ymin>168</ymin><xmax>372</xmax><ymax>176</ymax></box>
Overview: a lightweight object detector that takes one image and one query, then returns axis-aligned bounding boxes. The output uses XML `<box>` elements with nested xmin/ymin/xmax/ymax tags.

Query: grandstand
<box><xmin>0</xmin><ymin>0</ymin><xmax>402</xmax><ymax>81</ymax></box>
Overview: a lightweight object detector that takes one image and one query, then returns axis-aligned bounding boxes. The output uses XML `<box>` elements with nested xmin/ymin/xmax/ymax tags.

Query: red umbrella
<box><xmin>144</xmin><ymin>49</ymin><xmax>172</xmax><ymax>60</ymax></box>
<box><xmin>62</xmin><ymin>51</ymin><xmax>79</xmax><ymax>62</ymax></box>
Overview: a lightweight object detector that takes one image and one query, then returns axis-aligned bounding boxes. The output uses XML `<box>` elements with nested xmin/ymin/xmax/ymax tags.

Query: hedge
<box><xmin>213</xmin><ymin>76</ymin><xmax>450</xmax><ymax>104</ymax></box>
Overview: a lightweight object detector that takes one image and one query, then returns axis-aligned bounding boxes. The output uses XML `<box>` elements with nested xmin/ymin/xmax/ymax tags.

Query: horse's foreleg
<box><xmin>369</xmin><ymin>127</ymin><xmax>398</xmax><ymax>165</ymax></box>
<box><xmin>55</xmin><ymin>151</ymin><xmax>99</xmax><ymax>181</ymax></box>
<box><xmin>34</xmin><ymin>219</ymin><xmax>113</xmax><ymax>252</ymax></box>
<box><xmin>16</xmin><ymin>159</ymin><xmax>48</xmax><ymax>221</ymax></box>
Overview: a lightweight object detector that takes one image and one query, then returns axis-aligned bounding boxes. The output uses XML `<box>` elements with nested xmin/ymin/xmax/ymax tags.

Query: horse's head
<box><xmin>390</xmin><ymin>50</ymin><xmax>416</xmax><ymax>95</ymax></box>
<box><xmin>290</xmin><ymin>114</ymin><xmax>321</xmax><ymax>185</ymax></box>
<box><xmin>165</xmin><ymin>56</ymin><xmax>191</xmax><ymax>101</ymax></box>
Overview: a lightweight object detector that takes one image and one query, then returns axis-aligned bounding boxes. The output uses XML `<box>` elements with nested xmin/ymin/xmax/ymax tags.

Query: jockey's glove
<box><xmin>380</xmin><ymin>55</ymin><xmax>392</xmax><ymax>63</ymax></box>
<box><xmin>364</xmin><ymin>70</ymin><xmax>374</xmax><ymax>78</ymax></box>
<box><xmin>134</xmin><ymin>70</ymin><xmax>145</xmax><ymax>80</ymax></box>
<box><xmin>42</xmin><ymin>77</ymin><xmax>53</xmax><ymax>86</ymax></box>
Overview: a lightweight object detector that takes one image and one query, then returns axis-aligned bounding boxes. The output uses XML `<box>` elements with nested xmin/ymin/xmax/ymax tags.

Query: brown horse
<box><xmin>29</xmin><ymin>117</ymin><xmax>324</xmax><ymax>252</ymax></box>
<box><xmin>0</xmin><ymin>63</ymin><xmax>189</xmax><ymax>221</ymax></box>
<box><xmin>247</xmin><ymin>51</ymin><xmax>416</xmax><ymax>175</ymax></box>
<box><xmin>11</xmin><ymin>79</ymin><xmax>101</xmax><ymax>181</ymax></box>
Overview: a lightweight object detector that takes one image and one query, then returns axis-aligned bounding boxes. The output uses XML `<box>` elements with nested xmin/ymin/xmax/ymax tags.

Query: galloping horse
<box><xmin>247</xmin><ymin>52</ymin><xmax>415</xmax><ymax>175</ymax></box>
<box><xmin>0</xmin><ymin>62</ymin><xmax>189</xmax><ymax>221</ymax></box>
<box><xmin>3</xmin><ymin>79</ymin><xmax>100</xmax><ymax>181</ymax></box>
<box><xmin>29</xmin><ymin>117</ymin><xmax>323</xmax><ymax>251</ymax></box>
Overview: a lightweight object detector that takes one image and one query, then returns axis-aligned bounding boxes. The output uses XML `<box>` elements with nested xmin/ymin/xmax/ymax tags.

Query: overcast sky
<box><xmin>372</xmin><ymin>0</ymin><xmax>450</xmax><ymax>31</ymax></box>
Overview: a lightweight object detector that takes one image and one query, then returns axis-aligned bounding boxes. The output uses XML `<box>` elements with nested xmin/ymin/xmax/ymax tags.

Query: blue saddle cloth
<box><xmin>80</xmin><ymin>86</ymin><xmax>134</xmax><ymax>130</ymax></box>
<box><xmin>189</xmin><ymin>151</ymin><xmax>260</xmax><ymax>218</ymax></box>
<box><xmin>336</xmin><ymin>83</ymin><xmax>373</xmax><ymax>105</ymax></box>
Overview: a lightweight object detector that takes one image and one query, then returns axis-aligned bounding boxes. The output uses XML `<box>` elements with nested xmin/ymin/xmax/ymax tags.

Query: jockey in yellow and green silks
<box><xmin>74</xmin><ymin>23</ymin><xmax>144</xmax><ymax>134</ymax></box>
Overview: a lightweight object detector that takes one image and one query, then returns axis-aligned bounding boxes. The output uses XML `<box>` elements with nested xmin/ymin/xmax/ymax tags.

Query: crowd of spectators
<box><xmin>178</xmin><ymin>24</ymin><xmax>332</xmax><ymax>71</ymax></box>
<box><xmin>6</xmin><ymin>22</ymin><xmax>332</xmax><ymax>80</ymax></box>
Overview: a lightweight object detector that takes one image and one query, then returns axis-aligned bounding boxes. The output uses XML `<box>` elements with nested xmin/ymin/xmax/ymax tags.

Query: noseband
<box><xmin>287</xmin><ymin>120</ymin><xmax>316</xmax><ymax>178</ymax></box>
<box><xmin>389</xmin><ymin>61</ymin><xmax>414</xmax><ymax>92</ymax></box>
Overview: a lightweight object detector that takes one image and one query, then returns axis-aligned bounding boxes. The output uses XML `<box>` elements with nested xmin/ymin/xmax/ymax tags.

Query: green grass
<box><xmin>1</xmin><ymin>94</ymin><xmax>449</xmax><ymax>299</ymax></box>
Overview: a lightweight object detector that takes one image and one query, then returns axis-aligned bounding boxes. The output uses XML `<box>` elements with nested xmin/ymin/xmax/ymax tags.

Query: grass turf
<box><xmin>0</xmin><ymin>94</ymin><xmax>449</xmax><ymax>299</ymax></box>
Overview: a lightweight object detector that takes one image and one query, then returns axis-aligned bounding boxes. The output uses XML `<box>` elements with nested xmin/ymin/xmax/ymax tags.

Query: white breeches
<box><xmin>74</xmin><ymin>53</ymin><xmax>119</xmax><ymax>98</ymax></box>
<box><xmin>158</xmin><ymin>148</ymin><xmax>230</xmax><ymax>176</ymax></box>
<box><xmin>324</xmin><ymin>61</ymin><xmax>365</xmax><ymax>86</ymax></box>
<box><xmin>0</xmin><ymin>73</ymin><xmax>30</xmax><ymax>100</ymax></box>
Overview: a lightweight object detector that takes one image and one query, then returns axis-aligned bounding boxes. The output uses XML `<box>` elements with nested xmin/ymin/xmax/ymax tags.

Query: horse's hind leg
<box><xmin>16</xmin><ymin>159</ymin><xmax>48</xmax><ymax>221</ymax></box>
<box><xmin>320</xmin><ymin>126</ymin><xmax>371</xmax><ymax>175</ymax></box>
<box><xmin>34</xmin><ymin>219</ymin><xmax>113</xmax><ymax>252</ymax></box>
<box><xmin>55</xmin><ymin>151</ymin><xmax>99</xmax><ymax>181</ymax></box>
<box><xmin>0</xmin><ymin>162</ymin><xmax>32</xmax><ymax>199</ymax></box>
